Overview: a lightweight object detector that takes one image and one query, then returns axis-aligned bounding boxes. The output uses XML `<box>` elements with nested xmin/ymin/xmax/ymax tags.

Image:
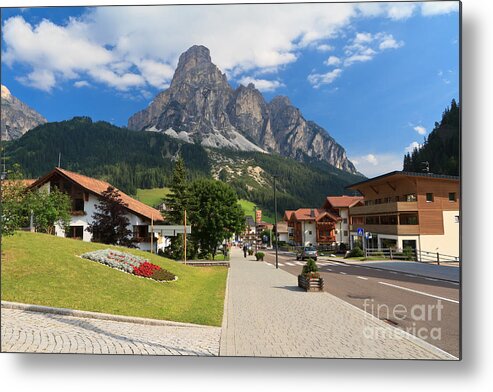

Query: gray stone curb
<box><xmin>325</xmin><ymin>258</ymin><xmax>460</xmax><ymax>283</ymax></box>
<box><xmin>1</xmin><ymin>301</ymin><xmax>216</xmax><ymax>329</ymax></box>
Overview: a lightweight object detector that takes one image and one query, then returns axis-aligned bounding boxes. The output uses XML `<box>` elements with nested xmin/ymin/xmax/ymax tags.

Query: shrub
<box><xmin>151</xmin><ymin>268</ymin><xmax>176</xmax><ymax>281</ymax></box>
<box><xmin>248</xmin><ymin>249</ymin><xmax>254</xmax><ymax>255</ymax></box>
<box><xmin>255</xmin><ymin>252</ymin><xmax>265</xmax><ymax>261</ymax></box>
<box><xmin>347</xmin><ymin>246</ymin><xmax>364</xmax><ymax>258</ymax></box>
<box><xmin>403</xmin><ymin>246</ymin><xmax>415</xmax><ymax>261</ymax></box>
<box><xmin>302</xmin><ymin>258</ymin><xmax>319</xmax><ymax>274</ymax></box>
<box><xmin>338</xmin><ymin>243</ymin><xmax>347</xmax><ymax>252</ymax></box>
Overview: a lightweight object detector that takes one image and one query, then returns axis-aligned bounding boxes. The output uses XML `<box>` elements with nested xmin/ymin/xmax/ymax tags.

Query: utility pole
<box><xmin>58</xmin><ymin>152</ymin><xmax>61</xmax><ymax>168</ymax></box>
<box><xmin>273</xmin><ymin>175</ymin><xmax>279</xmax><ymax>269</ymax></box>
<box><xmin>254</xmin><ymin>205</ymin><xmax>258</xmax><ymax>253</ymax></box>
<box><xmin>150</xmin><ymin>215</ymin><xmax>154</xmax><ymax>254</ymax></box>
<box><xmin>184</xmin><ymin>209</ymin><xmax>187</xmax><ymax>265</ymax></box>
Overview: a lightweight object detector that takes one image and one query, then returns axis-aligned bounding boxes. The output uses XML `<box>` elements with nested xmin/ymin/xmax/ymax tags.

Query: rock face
<box><xmin>128</xmin><ymin>45</ymin><xmax>357</xmax><ymax>173</ymax></box>
<box><xmin>1</xmin><ymin>85</ymin><xmax>47</xmax><ymax>141</ymax></box>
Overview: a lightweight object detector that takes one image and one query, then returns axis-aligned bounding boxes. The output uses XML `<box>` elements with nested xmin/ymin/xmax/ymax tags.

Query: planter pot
<box><xmin>298</xmin><ymin>274</ymin><xmax>324</xmax><ymax>292</ymax></box>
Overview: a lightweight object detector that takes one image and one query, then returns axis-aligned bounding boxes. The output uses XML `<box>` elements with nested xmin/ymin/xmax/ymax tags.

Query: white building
<box><xmin>321</xmin><ymin>196</ymin><xmax>364</xmax><ymax>246</ymax></box>
<box><xmin>29</xmin><ymin>167</ymin><xmax>165</xmax><ymax>252</ymax></box>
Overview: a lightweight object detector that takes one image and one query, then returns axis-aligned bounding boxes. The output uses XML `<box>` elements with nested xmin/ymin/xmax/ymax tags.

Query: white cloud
<box><xmin>342</xmin><ymin>32</ymin><xmax>402</xmax><ymax>67</ymax></box>
<box><xmin>387</xmin><ymin>3</ymin><xmax>416</xmax><ymax>20</ymax></box>
<box><xmin>16</xmin><ymin>69</ymin><xmax>56</xmax><ymax>92</ymax></box>
<box><xmin>316</xmin><ymin>44</ymin><xmax>334</xmax><ymax>52</ymax></box>
<box><xmin>137</xmin><ymin>59</ymin><xmax>174</xmax><ymax>89</ymax></box>
<box><xmin>379</xmin><ymin>35</ymin><xmax>404</xmax><ymax>50</ymax></box>
<box><xmin>405</xmin><ymin>141</ymin><xmax>421</xmax><ymax>154</ymax></box>
<box><xmin>421</xmin><ymin>2</ymin><xmax>460</xmax><ymax>17</ymax></box>
<box><xmin>325</xmin><ymin>56</ymin><xmax>341</xmax><ymax>66</ymax></box>
<box><xmin>307</xmin><ymin>68</ymin><xmax>343</xmax><ymax>88</ymax></box>
<box><xmin>413</xmin><ymin>125</ymin><xmax>427</xmax><ymax>135</ymax></box>
<box><xmin>238</xmin><ymin>76</ymin><xmax>285</xmax><ymax>92</ymax></box>
<box><xmin>350</xmin><ymin>153</ymin><xmax>403</xmax><ymax>177</ymax></box>
<box><xmin>74</xmin><ymin>80</ymin><xmax>90</xmax><ymax>88</ymax></box>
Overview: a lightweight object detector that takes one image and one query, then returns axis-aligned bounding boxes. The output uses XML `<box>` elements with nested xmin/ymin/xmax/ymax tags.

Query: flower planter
<box><xmin>298</xmin><ymin>274</ymin><xmax>324</xmax><ymax>292</ymax></box>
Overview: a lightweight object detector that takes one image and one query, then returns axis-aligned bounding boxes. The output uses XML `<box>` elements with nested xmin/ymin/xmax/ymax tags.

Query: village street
<box><xmin>1</xmin><ymin>247</ymin><xmax>456</xmax><ymax>359</ymax></box>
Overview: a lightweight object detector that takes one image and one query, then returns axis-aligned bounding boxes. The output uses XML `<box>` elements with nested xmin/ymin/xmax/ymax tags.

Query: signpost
<box><xmin>357</xmin><ymin>227</ymin><xmax>365</xmax><ymax>253</ymax></box>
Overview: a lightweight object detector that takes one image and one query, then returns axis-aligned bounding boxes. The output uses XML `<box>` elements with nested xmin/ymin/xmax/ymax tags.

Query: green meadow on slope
<box><xmin>1</xmin><ymin>232</ymin><xmax>227</xmax><ymax>326</ymax></box>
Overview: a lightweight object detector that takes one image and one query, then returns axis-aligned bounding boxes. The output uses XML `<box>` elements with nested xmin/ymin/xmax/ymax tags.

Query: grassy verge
<box><xmin>1</xmin><ymin>232</ymin><xmax>227</xmax><ymax>326</ymax></box>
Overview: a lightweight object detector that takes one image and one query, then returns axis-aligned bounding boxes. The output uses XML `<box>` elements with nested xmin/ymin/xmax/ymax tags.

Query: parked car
<box><xmin>296</xmin><ymin>246</ymin><xmax>318</xmax><ymax>261</ymax></box>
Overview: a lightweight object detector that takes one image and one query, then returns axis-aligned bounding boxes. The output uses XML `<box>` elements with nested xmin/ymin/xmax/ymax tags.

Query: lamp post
<box><xmin>254</xmin><ymin>205</ymin><xmax>258</xmax><ymax>253</ymax></box>
<box><xmin>273</xmin><ymin>175</ymin><xmax>279</xmax><ymax>269</ymax></box>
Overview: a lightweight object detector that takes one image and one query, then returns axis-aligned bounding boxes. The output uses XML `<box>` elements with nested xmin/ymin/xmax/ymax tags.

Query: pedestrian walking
<box><xmin>243</xmin><ymin>244</ymin><xmax>248</xmax><ymax>258</ymax></box>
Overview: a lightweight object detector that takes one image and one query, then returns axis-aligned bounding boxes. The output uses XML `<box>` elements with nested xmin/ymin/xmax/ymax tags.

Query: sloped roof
<box><xmin>290</xmin><ymin>208</ymin><xmax>340</xmax><ymax>222</ymax></box>
<box><xmin>325</xmin><ymin>195</ymin><xmax>364</xmax><ymax>208</ymax></box>
<box><xmin>30</xmin><ymin>167</ymin><xmax>164</xmax><ymax>221</ymax></box>
<box><xmin>283</xmin><ymin>210</ymin><xmax>294</xmax><ymax>221</ymax></box>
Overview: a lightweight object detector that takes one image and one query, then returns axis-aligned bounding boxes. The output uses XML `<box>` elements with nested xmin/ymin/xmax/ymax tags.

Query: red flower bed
<box><xmin>132</xmin><ymin>261</ymin><xmax>161</xmax><ymax>277</ymax></box>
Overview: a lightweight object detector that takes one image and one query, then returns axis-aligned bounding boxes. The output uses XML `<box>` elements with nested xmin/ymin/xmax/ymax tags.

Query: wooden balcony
<box><xmin>350</xmin><ymin>201</ymin><xmax>418</xmax><ymax>216</ymax></box>
<box><xmin>349</xmin><ymin>224</ymin><xmax>420</xmax><ymax>235</ymax></box>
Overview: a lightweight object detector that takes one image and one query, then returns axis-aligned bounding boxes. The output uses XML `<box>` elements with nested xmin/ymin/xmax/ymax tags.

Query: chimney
<box><xmin>310</xmin><ymin>209</ymin><xmax>315</xmax><ymax>217</ymax></box>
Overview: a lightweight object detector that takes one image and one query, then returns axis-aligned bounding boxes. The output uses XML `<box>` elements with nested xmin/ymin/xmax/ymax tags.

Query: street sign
<box><xmin>256</xmin><ymin>209</ymin><xmax>262</xmax><ymax>224</ymax></box>
<box><xmin>357</xmin><ymin>227</ymin><xmax>364</xmax><ymax>236</ymax></box>
<box><xmin>150</xmin><ymin>225</ymin><xmax>192</xmax><ymax>236</ymax></box>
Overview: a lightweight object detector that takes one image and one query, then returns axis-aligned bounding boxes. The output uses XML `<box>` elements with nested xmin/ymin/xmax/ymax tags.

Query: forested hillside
<box><xmin>403</xmin><ymin>100</ymin><xmax>460</xmax><ymax>175</ymax></box>
<box><xmin>2</xmin><ymin>116</ymin><xmax>364</xmax><ymax>215</ymax></box>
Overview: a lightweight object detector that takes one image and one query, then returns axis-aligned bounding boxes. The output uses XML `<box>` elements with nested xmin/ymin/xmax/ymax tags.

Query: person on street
<box><xmin>243</xmin><ymin>243</ymin><xmax>248</xmax><ymax>258</ymax></box>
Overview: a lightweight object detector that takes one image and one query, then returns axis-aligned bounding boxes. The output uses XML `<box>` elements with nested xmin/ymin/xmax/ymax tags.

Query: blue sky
<box><xmin>1</xmin><ymin>1</ymin><xmax>459</xmax><ymax>177</ymax></box>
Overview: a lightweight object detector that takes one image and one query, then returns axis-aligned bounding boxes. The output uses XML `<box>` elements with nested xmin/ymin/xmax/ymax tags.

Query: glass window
<box><xmin>404</xmin><ymin>193</ymin><xmax>417</xmax><ymax>202</ymax></box>
<box><xmin>72</xmin><ymin>198</ymin><xmax>84</xmax><ymax>212</ymax></box>
<box><xmin>342</xmin><ymin>218</ymin><xmax>348</xmax><ymax>224</ymax></box>
<box><xmin>400</xmin><ymin>213</ymin><xmax>419</xmax><ymax>225</ymax></box>
<box><xmin>449</xmin><ymin>192</ymin><xmax>456</xmax><ymax>202</ymax></box>
<box><xmin>426</xmin><ymin>193</ymin><xmax>434</xmax><ymax>202</ymax></box>
<box><xmin>380</xmin><ymin>215</ymin><xmax>398</xmax><ymax>225</ymax></box>
<box><xmin>66</xmin><ymin>226</ymin><xmax>83</xmax><ymax>240</ymax></box>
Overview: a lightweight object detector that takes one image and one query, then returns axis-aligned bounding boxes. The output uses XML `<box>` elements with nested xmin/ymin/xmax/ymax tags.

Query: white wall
<box><xmin>54</xmin><ymin>193</ymin><xmax>156</xmax><ymax>252</ymax></box>
<box><xmin>420</xmin><ymin>210</ymin><xmax>460</xmax><ymax>258</ymax></box>
<box><xmin>302</xmin><ymin>221</ymin><xmax>317</xmax><ymax>246</ymax></box>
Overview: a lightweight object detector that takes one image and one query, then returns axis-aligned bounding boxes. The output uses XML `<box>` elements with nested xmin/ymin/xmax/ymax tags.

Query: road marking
<box><xmin>285</xmin><ymin>262</ymin><xmax>295</xmax><ymax>266</ymax></box>
<box><xmin>405</xmin><ymin>274</ymin><xmax>416</xmax><ymax>277</ymax></box>
<box><xmin>389</xmin><ymin>271</ymin><xmax>398</xmax><ymax>274</ymax></box>
<box><xmin>425</xmin><ymin>278</ymin><xmax>439</xmax><ymax>282</ymax></box>
<box><xmin>277</xmin><ymin>263</ymin><xmax>285</xmax><ymax>267</ymax></box>
<box><xmin>295</xmin><ymin>261</ymin><xmax>304</xmax><ymax>266</ymax></box>
<box><xmin>356</xmin><ymin>276</ymin><xmax>368</xmax><ymax>280</ymax></box>
<box><xmin>378</xmin><ymin>281</ymin><xmax>459</xmax><ymax>304</ymax></box>
<box><xmin>326</xmin><ymin>268</ymin><xmax>332</xmax><ymax>271</ymax></box>
<box><xmin>339</xmin><ymin>272</ymin><xmax>347</xmax><ymax>275</ymax></box>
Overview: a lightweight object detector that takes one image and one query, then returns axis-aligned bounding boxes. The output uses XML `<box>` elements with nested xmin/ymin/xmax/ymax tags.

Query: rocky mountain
<box><xmin>128</xmin><ymin>45</ymin><xmax>357</xmax><ymax>174</ymax></box>
<box><xmin>1</xmin><ymin>85</ymin><xmax>47</xmax><ymax>141</ymax></box>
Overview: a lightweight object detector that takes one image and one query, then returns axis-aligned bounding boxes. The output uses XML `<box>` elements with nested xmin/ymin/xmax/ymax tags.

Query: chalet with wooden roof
<box><xmin>29</xmin><ymin>167</ymin><xmax>164</xmax><ymax>252</ymax></box>
<box><xmin>322</xmin><ymin>195</ymin><xmax>364</xmax><ymax>245</ymax></box>
<box><xmin>284</xmin><ymin>207</ymin><xmax>341</xmax><ymax>246</ymax></box>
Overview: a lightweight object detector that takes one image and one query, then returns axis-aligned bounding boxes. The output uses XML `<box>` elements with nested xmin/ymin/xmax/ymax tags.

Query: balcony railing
<box><xmin>350</xmin><ymin>201</ymin><xmax>418</xmax><ymax>215</ymax></box>
<box><xmin>349</xmin><ymin>224</ymin><xmax>420</xmax><ymax>235</ymax></box>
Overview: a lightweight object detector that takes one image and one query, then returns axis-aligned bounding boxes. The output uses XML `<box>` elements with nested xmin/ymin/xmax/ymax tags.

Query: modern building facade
<box><xmin>29</xmin><ymin>167</ymin><xmax>165</xmax><ymax>252</ymax></box>
<box><xmin>347</xmin><ymin>171</ymin><xmax>460</xmax><ymax>258</ymax></box>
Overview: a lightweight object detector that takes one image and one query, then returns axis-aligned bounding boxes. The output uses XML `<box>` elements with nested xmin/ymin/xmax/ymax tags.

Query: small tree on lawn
<box><xmin>28</xmin><ymin>187</ymin><xmax>72</xmax><ymax>234</ymax></box>
<box><xmin>0</xmin><ymin>164</ymin><xmax>30</xmax><ymax>236</ymax></box>
<box><xmin>87</xmin><ymin>186</ymin><xmax>136</xmax><ymax>247</ymax></box>
<box><xmin>188</xmin><ymin>179</ymin><xmax>245</xmax><ymax>259</ymax></box>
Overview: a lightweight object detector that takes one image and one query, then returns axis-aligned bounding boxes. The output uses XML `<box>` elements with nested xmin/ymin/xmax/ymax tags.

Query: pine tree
<box><xmin>164</xmin><ymin>156</ymin><xmax>190</xmax><ymax>224</ymax></box>
<box><xmin>87</xmin><ymin>186</ymin><xmax>136</xmax><ymax>247</ymax></box>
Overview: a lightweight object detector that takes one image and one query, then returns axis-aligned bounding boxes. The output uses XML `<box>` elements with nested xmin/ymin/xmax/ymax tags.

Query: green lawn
<box><xmin>134</xmin><ymin>187</ymin><xmax>171</xmax><ymax>207</ymax></box>
<box><xmin>238</xmin><ymin>199</ymin><xmax>274</xmax><ymax>224</ymax></box>
<box><xmin>1</xmin><ymin>232</ymin><xmax>228</xmax><ymax>326</ymax></box>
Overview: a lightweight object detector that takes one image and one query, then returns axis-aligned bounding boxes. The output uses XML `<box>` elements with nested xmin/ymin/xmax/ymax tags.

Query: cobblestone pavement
<box><xmin>220</xmin><ymin>248</ymin><xmax>455</xmax><ymax>359</ymax></box>
<box><xmin>1</xmin><ymin>308</ymin><xmax>221</xmax><ymax>355</ymax></box>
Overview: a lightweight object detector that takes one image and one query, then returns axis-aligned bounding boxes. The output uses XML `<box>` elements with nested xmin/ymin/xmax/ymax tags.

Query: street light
<box><xmin>254</xmin><ymin>205</ymin><xmax>258</xmax><ymax>253</ymax></box>
<box><xmin>273</xmin><ymin>175</ymin><xmax>279</xmax><ymax>269</ymax></box>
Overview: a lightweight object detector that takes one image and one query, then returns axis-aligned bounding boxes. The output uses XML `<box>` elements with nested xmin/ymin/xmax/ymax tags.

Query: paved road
<box><xmin>221</xmin><ymin>248</ymin><xmax>455</xmax><ymax>359</ymax></box>
<box><xmin>1</xmin><ymin>307</ymin><xmax>221</xmax><ymax>355</ymax></box>
<box><xmin>264</xmin><ymin>251</ymin><xmax>460</xmax><ymax>358</ymax></box>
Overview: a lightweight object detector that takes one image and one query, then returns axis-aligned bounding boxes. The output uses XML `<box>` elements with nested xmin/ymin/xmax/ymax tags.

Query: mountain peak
<box><xmin>176</xmin><ymin>45</ymin><xmax>212</xmax><ymax>69</ymax></box>
<box><xmin>1</xmin><ymin>84</ymin><xmax>12</xmax><ymax>100</ymax></box>
<box><xmin>270</xmin><ymin>95</ymin><xmax>292</xmax><ymax>107</ymax></box>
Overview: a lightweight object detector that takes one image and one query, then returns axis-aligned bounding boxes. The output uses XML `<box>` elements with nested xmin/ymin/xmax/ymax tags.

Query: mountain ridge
<box><xmin>128</xmin><ymin>45</ymin><xmax>357</xmax><ymax>174</ymax></box>
<box><xmin>1</xmin><ymin>84</ymin><xmax>47</xmax><ymax>141</ymax></box>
